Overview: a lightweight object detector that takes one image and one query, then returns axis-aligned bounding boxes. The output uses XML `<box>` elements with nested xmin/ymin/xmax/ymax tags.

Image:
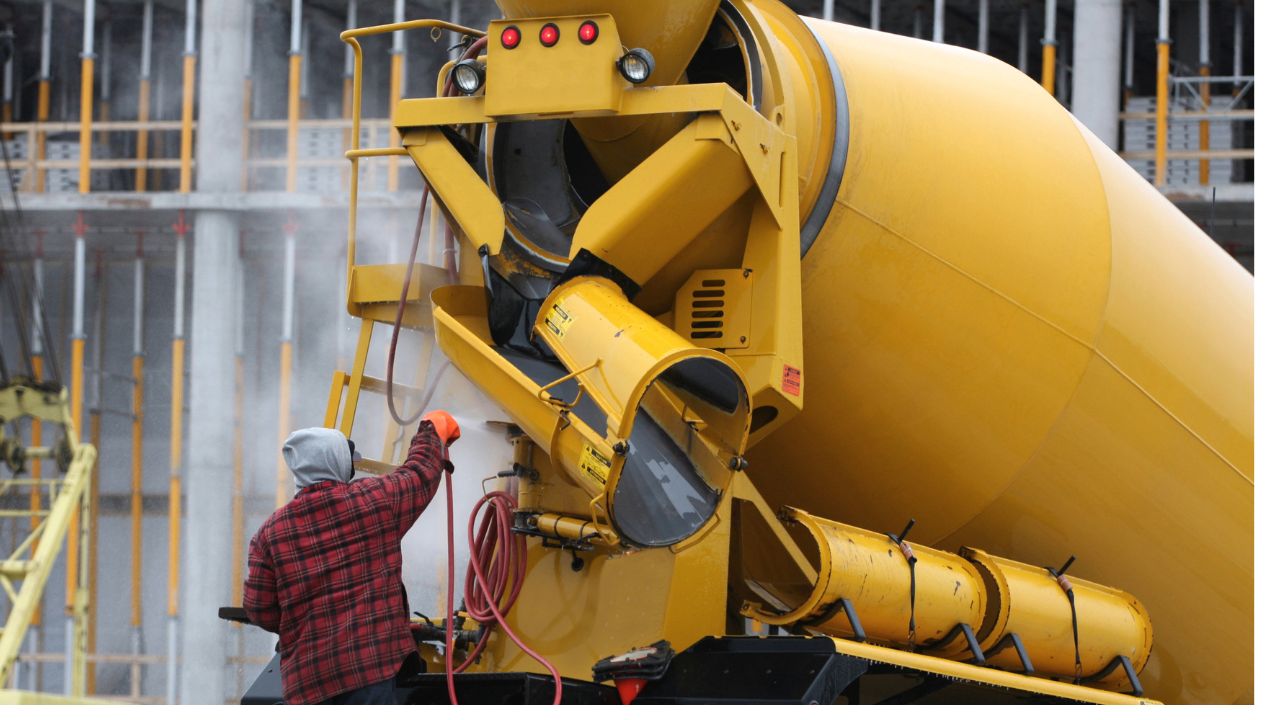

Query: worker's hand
<box><xmin>422</xmin><ymin>410</ymin><xmax>461</xmax><ymax>448</ymax></box>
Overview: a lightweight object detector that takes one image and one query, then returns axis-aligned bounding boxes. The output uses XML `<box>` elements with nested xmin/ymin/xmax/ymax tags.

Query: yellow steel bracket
<box><xmin>393</xmin><ymin>81</ymin><xmax>804</xmax><ymax>422</ymax></box>
<box><xmin>828</xmin><ymin>638</ymin><xmax>1158</xmax><ymax>705</ymax></box>
<box><xmin>401</xmin><ymin>128</ymin><xmax>506</xmax><ymax>259</ymax></box>
<box><xmin>714</xmin><ymin>95</ymin><xmax>792</xmax><ymax>226</ymax></box>
<box><xmin>0</xmin><ymin>384</ymin><xmax>74</xmax><ymax>433</ymax></box>
<box><xmin>533</xmin><ymin>360</ymin><xmax>601</xmax><ymax>412</ymax></box>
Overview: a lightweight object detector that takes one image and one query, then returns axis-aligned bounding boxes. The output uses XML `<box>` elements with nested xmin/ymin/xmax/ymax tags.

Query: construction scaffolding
<box><xmin>0</xmin><ymin>382</ymin><xmax>97</xmax><ymax>702</ymax></box>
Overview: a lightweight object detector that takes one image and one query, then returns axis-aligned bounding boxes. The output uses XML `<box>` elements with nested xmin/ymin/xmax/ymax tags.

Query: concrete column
<box><xmin>1072</xmin><ymin>0</ymin><xmax>1124</xmax><ymax>149</ymax></box>
<box><xmin>180</xmin><ymin>0</ymin><xmax>248</xmax><ymax>705</ymax></box>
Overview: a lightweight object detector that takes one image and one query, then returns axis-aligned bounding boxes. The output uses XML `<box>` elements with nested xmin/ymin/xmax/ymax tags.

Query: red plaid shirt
<box><xmin>244</xmin><ymin>421</ymin><xmax>446</xmax><ymax>704</ymax></box>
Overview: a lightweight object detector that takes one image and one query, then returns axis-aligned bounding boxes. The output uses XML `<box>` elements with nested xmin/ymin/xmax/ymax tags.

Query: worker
<box><xmin>243</xmin><ymin>410</ymin><xmax>462</xmax><ymax>705</ymax></box>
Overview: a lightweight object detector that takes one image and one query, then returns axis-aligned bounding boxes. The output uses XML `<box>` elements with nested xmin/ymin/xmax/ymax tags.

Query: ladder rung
<box><xmin>0</xmin><ymin>560</ymin><xmax>36</xmax><ymax>578</ymax></box>
<box><xmin>357</xmin><ymin>375</ymin><xmax>423</xmax><ymax>399</ymax></box>
<box><xmin>354</xmin><ymin>458</ymin><xmax>398</xmax><ymax>476</ymax></box>
<box><xmin>348</xmin><ymin>263</ymin><xmax>450</xmax><ymax>306</ymax></box>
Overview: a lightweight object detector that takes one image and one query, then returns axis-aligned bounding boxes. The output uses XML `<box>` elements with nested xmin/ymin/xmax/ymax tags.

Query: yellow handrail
<box><xmin>340</xmin><ymin>18</ymin><xmax>484</xmax><ymax>284</ymax></box>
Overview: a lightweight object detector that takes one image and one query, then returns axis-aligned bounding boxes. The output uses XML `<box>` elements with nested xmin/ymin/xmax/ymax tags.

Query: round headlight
<box><xmin>617</xmin><ymin>48</ymin><xmax>655</xmax><ymax>85</ymax></box>
<box><xmin>451</xmin><ymin>59</ymin><xmax>485</xmax><ymax>95</ymax></box>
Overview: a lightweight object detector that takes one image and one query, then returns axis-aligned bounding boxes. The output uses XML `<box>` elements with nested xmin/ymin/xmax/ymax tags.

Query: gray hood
<box><xmin>282</xmin><ymin>427</ymin><xmax>353</xmax><ymax>493</ymax></box>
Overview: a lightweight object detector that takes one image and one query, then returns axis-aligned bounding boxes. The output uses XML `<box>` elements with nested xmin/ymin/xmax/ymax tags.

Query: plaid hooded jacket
<box><xmin>243</xmin><ymin>420</ymin><xmax>446</xmax><ymax>704</ymax></box>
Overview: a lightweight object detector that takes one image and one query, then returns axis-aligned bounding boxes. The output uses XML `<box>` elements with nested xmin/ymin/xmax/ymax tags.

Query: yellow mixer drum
<box><xmin>738</xmin><ymin>6</ymin><xmax>1252</xmax><ymax>705</ymax></box>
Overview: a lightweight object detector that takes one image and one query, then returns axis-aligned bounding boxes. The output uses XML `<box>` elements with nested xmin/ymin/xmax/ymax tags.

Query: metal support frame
<box><xmin>1155</xmin><ymin>0</ymin><xmax>1170</xmax><ymax>186</ymax></box>
<box><xmin>1082</xmin><ymin>655</ymin><xmax>1143</xmax><ymax>697</ymax></box>
<box><xmin>798</xmin><ymin>597</ymin><xmax>866</xmax><ymax>642</ymax></box>
<box><xmin>36</xmin><ymin>0</ymin><xmax>52</xmax><ymax>192</ymax></box>
<box><xmin>870</xmin><ymin>0</ymin><xmax>881</xmax><ymax>32</ymax></box>
<box><xmin>129</xmin><ymin>238</ymin><xmax>146</xmax><ymax>697</ymax></box>
<box><xmin>1233</xmin><ymin>0</ymin><xmax>1243</xmax><ymax>94</ymax></box>
<box><xmin>978</xmin><ymin>0</ymin><xmax>989</xmax><ymax>54</ymax></box>
<box><xmin>22</xmin><ymin>248</ymin><xmax>47</xmax><ymax>693</ymax></box>
<box><xmin>300</xmin><ymin>17</ymin><xmax>312</xmax><ymax>116</ymax></box>
<box><xmin>1197</xmin><ymin>0</ymin><xmax>1211</xmax><ymax>185</ymax></box>
<box><xmin>0</xmin><ymin>384</ymin><xmax>96</xmax><ymax>697</ymax></box>
<box><xmin>275</xmin><ymin>223</ymin><xmax>297</xmax><ymax>507</ymax></box>
<box><xmin>986</xmin><ymin>633</ymin><xmax>1035</xmax><ymax>674</ymax></box>
<box><xmin>166</xmin><ymin>214</ymin><xmax>188</xmax><ymax>705</ymax></box>
<box><xmin>241</xmin><ymin>0</ymin><xmax>256</xmax><ymax>192</ymax></box>
<box><xmin>287</xmin><ymin>0</ymin><xmax>303</xmax><ymax>193</ymax></box>
<box><xmin>924</xmin><ymin>622</ymin><xmax>985</xmax><ymax>664</ymax></box>
<box><xmin>932</xmin><ymin>0</ymin><xmax>945</xmax><ymax>44</ymax></box>
<box><xmin>1042</xmin><ymin>0</ymin><xmax>1058</xmax><ymax>96</ymax></box>
<box><xmin>1124</xmin><ymin>2</ymin><xmax>1135</xmax><ymax>102</ymax></box>
<box><xmin>1017</xmin><ymin>3</ymin><xmax>1029</xmax><ymax>73</ymax></box>
<box><xmin>64</xmin><ymin>217</ymin><xmax>88</xmax><ymax>696</ymax></box>
<box><xmin>135</xmin><ymin>0</ymin><xmax>153</xmax><ymax>191</ymax></box>
<box><xmin>98</xmin><ymin>19</ymin><xmax>112</xmax><ymax>148</ymax></box>
<box><xmin>77</xmin><ymin>0</ymin><xmax>96</xmax><ymax>194</ymax></box>
<box><xmin>2</xmin><ymin>22</ymin><xmax>13</xmax><ymax>131</ymax></box>
<box><xmin>84</xmin><ymin>251</ymin><xmax>106</xmax><ymax>695</ymax></box>
<box><xmin>341</xmin><ymin>0</ymin><xmax>357</xmax><ymax>171</ymax></box>
<box><xmin>179</xmin><ymin>0</ymin><xmax>197</xmax><ymax>193</ymax></box>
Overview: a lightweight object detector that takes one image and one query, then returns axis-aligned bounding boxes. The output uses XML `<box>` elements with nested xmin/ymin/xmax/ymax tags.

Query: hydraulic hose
<box><xmin>382</xmin><ymin>31</ymin><xmax>559</xmax><ymax>702</ymax></box>
<box><xmin>385</xmin><ymin>186</ymin><xmax>434</xmax><ymax>426</ymax></box>
<box><xmin>385</xmin><ymin>36</ymin><xmax>489</xmax><ymax>426</ymax></box>
<box><xmin>442</xmin><ymin>458</ymin><xmax>563</xmax><ymax>704</ymax></box>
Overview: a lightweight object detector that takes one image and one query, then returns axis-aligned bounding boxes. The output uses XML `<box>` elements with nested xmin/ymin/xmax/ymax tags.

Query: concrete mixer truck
<box><xmin>235</xmin><ymin>0</ymin><xmax>1252</xmax><ymax>705</ymax></box>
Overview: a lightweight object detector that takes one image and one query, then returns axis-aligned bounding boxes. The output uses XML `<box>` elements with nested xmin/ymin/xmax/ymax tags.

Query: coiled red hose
<box><xmin>442</xmin><ymin>460</ymin><xmax>563</xmax><ymax>704</ymax></box>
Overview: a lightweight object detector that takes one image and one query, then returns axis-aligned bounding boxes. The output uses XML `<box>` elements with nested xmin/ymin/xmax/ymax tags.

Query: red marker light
<box><xmin>539</xmin><ymin>23</ymin><xmax>560</xmax><ymax>47</ymax></box>
<box><xmin>578</xmin><ymin>20</ymin><xmax>599</xmax><ymax>45</ymax></box>
<box><xmin>500</xmin><ymin>26</ymin><xmax>521</xmax><ymax>49</ymax></box>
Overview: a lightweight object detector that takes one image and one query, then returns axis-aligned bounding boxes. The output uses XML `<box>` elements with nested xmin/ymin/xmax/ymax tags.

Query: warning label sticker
<box><xmin>782</xmin><ymin>364</ymin><xmax>802</xmax><ymax>397</ymax></box>
<box><xmin>578</xmin><ymin>444</ymin><xmax>613</xmax><ymax>484</ymax></box>
<box><xmin>544</xmin><ymin>303</ymin><xmax>575</xmax><ymax>338</ymax></box>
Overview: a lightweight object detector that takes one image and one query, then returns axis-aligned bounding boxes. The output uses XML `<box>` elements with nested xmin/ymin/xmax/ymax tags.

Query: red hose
<box><xmin>442</xmin><ymin>457</ymin><xmax>563</xmax><ymax>704</ymax></box>
<box><xmin>408</xmin><ymin>32</ymin><xmax>560</xmax><ymax>704</ymax></box>
<box><xmin>385</xmin><ymin>187</ymin><xmax>434</xmax><ymax>427</ymax></box>
<box><xmin>386</xmin><ymin>34</ymin><xmax>490</xmax><ymax>424</ymax></box>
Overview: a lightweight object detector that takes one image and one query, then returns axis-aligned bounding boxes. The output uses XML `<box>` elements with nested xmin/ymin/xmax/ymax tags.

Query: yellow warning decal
<box><xmin>544</xmin><ymin>303</ymin><xmax>575</xmax><ymax>338</ymax></box>
<box><xmin>578</xmin><ymin>444</ymin><xmax>612</xmax><ymax>484</ymax></box>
